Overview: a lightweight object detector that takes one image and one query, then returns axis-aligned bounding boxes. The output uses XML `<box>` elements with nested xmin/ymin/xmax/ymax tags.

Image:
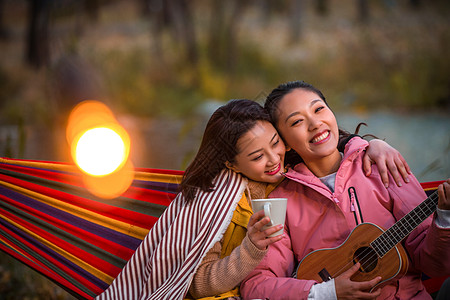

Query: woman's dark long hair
<box><xmin>180</xmin><ymin>99</ymin><xmax>271</xmax><ymax>203</ymax></box>
<box><xmin>264</xmin><ymin>80</ymin><xmax>363</xmax><ymax>166</ymax></box>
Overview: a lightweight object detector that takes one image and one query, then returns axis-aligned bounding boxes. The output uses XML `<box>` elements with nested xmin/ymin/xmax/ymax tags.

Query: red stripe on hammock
<box><xmin>0</xmin><ymin>163</ymin><xmax>84</xmax><ymax>186</ymax></box>
<box><xmin>1</xmin><ymin>158</ymin><xmax>68</xmax><ymax>165</ymax></box>
<box><xmin>1</xmin><ymin>161</ymin><xmax>178</xmax><ymax>208</ymax></box>
<box><xmin>121</xmin><ymin>186</ymin><xmax>175</xmax><ymax>206</ymax></box>
<box><xmin>0</xmin><ymin>193</ymin><xmax>135</xmax><ymax>260</ymax></box>
<box><xmin>0</xmin><ymin>174</ymin><xmax>152</xmax><ymax>228</ymax></box>
<box><xmin>0</xmin><ymin>207</ymin><xmax>122</xmax><ymax>276</ymax></box>
<box><xmin>1</xmin><ymin>163</ymin><xmax>176</xmax><ymax>208</ymax></box>
<box><xmin>420</xmin><ymin>180</ymin><xmax>444</xmax><ymax>190</ymax></box>
<box><xmin>0</xmin><ymin>163</ymin><xmax>182</xmax><ymax>200</ymax></box>
<box><xmin>0</xmin><ymin>221</ymin><xmax>103</xmax><ymax>297</ymax></box>
<box><xmin>2</xmin><ymin>157</ymin><xmax>184</xmax><ymax>176</ymax></box>
<box><xmin>0</xmin><ymin>242</ymin><xmax>94</xmax><ymax>299</ymax></box>
<box><xmin>135</xmin><ymin>167</ymin><xmax>184</xmax><ymax>176</ymax></box>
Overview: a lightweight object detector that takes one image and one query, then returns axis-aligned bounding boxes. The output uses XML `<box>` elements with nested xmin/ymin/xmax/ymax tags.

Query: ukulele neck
<box><xmin>370</xmin><ymin>191</ymin><xmax>438</xmax><ymax>258</ymax></box>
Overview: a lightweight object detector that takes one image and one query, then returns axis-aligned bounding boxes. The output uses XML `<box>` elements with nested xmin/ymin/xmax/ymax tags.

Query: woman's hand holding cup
<box><xmin>247</xmin><ymin>209</ymin><xmax>284</xmax><ymax>250</ymax></box>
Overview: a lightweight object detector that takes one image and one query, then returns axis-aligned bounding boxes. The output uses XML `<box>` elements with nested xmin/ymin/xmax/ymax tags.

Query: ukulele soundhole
<box><xmin>353</xmin><ymin>247</ymin><xmax>378</xmax><ymax>273</ymax></box>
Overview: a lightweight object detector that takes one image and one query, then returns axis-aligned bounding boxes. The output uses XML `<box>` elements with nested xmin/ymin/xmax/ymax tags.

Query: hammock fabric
<box><xmin>0</xmin><ymin>157</ymin><xmax>447</xmax><ymax>299</ymax></box>
<box><xmin>0</xmin><ymin>157</ymin><xmax>182</xmax><ymax>299</ymax></box>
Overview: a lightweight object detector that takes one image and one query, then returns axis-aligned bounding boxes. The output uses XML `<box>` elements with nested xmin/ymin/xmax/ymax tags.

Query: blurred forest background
<box><xmin>0</xmin><ymin>0</ymin><xmax>449</xmax><ymax>298</ymax></box>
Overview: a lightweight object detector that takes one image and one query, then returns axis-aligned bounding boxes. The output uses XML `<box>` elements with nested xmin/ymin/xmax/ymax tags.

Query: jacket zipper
<box><xmin>348</xmin><ymin>187</ymin><xmax>363</xmax><ymax>225</ymax></box>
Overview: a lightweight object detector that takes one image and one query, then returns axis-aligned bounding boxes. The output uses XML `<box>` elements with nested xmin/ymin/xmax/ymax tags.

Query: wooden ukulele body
<box><xmin>296</xmin><ymin>222</ymin><xmax>409</xmax><ymax>291</ymax></box>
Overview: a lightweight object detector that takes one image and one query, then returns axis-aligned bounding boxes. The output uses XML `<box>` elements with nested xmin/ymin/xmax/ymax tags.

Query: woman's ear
<box><xmin>225</xmin><ymin>161</ymin><xmax>240</xmax><ymax>173</ymax></box>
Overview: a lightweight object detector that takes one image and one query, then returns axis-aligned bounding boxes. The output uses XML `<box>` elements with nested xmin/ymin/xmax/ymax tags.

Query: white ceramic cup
<box><xmin>251</xmin><ymin>198</ymin><xmax>287</xmax><ymax>237</ymax></box>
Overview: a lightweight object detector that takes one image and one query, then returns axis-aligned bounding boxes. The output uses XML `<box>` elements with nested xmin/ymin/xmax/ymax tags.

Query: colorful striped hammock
<box><xmin>0</xmin><ymin>157</ymin><xmax>447</xmax><ymax>299</ymax></box>
<box><xmin>0</xmin><ymin>157</ymin><xmax>182</xmax><ymax>299</ymax></box>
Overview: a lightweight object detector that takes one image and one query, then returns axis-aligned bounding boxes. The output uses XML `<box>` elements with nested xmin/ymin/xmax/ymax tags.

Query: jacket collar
<box><xmin>283</xmin><ymin>136</ymin><xmax>369</xmax><ymax>189</ymax></box>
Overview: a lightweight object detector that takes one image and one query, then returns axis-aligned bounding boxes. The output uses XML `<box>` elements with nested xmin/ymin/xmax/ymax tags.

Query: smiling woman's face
<box><xmin>227</xmin><ymin>120</ymin><xmax>286</xmax><ymax>183</ymax></box>
<box><xmin>274</xmin><ymin>88</ymin><xmax>339</xmax><ymax>166</ymax></box>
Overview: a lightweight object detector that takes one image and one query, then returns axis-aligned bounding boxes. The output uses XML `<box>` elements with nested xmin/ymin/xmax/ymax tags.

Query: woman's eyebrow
<box><xmin>270</xmin><ymin>132</ymin><xmax>277</xmax><ymax>143</ymax></box>
<box><xmin>284</xmin><ymin>99</ymin><xmax>323</xmax><ymax>123</ymax></box>
<box><xmin>285</xmin><ymin>111</ymin><xmax>299</xmax><ymax>123</ymax></box>
<box><xmin>247</xmin><ymin>148</ymin><xmax>263</xmax><ymax>157</ymax></box>
<box><xmin>310</xmin><ymin>99</ymin><xmax>323</xmax><ymax>106</ymax></box>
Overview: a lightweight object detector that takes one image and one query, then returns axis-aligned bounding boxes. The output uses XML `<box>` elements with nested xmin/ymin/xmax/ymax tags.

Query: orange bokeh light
<box><xmin>82</xmin><ymin>160</ymin><xmax>134</xmax><ymax>199</ymax></box>
<box><xmin>66</xmin><ymin>100</ymin><xmax>134</xmax><ymax>199</ymax></box>
<box><xmin>72</xmin><ymin>125</ymin><xmax>130</xmax><ymax>176</ymax></box>
<box><xmin>66</xmin><ymin>100</ymin><xmax>116</xmax><ymax>145</ymax></box>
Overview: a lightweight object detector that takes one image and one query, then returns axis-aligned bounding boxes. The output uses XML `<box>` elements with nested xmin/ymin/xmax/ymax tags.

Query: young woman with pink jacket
<box><xmin>241</xmin><ymin>81</ymin><xmax>450</xmax><ymax>300</ymax></box>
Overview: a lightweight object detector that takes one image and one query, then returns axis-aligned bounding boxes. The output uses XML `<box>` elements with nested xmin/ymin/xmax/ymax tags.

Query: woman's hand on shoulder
<box><xmin>364</xmin><ymin>139</ymin><xmax>411</xmax><ymax>188</ymax></box>
<box><xmin>247</xmin><ymin>209</ymin><xmax>284</xmax><ymax>250</ymax></box>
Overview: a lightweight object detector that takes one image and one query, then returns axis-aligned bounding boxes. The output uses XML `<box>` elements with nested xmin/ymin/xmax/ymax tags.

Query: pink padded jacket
<box><xmin>241</xmin><ymin>137</ymin><xmax>450</xmax><ymax>300</ymax></box>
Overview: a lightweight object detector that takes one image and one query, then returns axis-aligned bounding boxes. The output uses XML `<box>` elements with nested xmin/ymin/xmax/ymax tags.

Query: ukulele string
<box><xmin>325</xmin><ymin>226</ymin><xmax>386</xmax><ymax>279</ymax></box>
<box><xmin>328</xmin><ymin>246</ymin><xmax>378</xmax><ymax>280</ymax></box>
<box><xmin>326</xmin><ymin>191</ymin><xmax>438</xmax><ymax>280</ymax></box>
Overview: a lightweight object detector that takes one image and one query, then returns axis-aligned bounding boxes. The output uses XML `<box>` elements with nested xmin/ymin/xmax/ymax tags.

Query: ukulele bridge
<box><xmin>318</xmin><ymin>268</ymin><xmax>332</xmax><ymax>282</ymax></box>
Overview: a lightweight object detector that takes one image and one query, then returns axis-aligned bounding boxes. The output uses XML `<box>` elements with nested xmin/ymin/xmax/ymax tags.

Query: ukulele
<box><xmin>296</xmin><ymin>190</ymin><xmax>439</xmax><ymax>291</ymax></box>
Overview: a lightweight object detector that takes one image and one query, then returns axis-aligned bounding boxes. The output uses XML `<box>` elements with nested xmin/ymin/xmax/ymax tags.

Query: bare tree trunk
<box><xmin>25</xmin><ymin>0</ymin><xmax>51</xmax><ymax>69</ymax></box>
<box><xmin>409</xmin><ymin>0</ymin><xmax>421</xmax><ymax>9</ymax></box>
<box><xmin>315</xmin><ymin>0</ymin><xmax>329</xmax><ymax>16</ymax></box>
<box><xmin>208</xmin><ymin>0</ymin><xmax>225</xmax><ymax>67</ymax></box>
<box><xmin>145</xmin><ymin>0</ymin><xmax>199</xmax><ymax>85</ymax></box>
<box><xmin>148</xmin><ymin>0</ymin><xmax>197</xmax><ymax>65</ymax></box>
<box><xmin>225</xmin><ymin>4</ymin><xmax>241</xmax><ymax>68</ymax></box>
<box><xmin>208</xmin><ymin>0</ymin><xmax>250</xmax><ymax>71</ymax></box>
<box><xmin>84</xmin><ymin>0</ymin><xmax>100</xmax><ymax>22</ymax></box>
<box><xmin>0</xmin><ymin>0</ymin><xmax>7</xmax><ymax>39</ymax></box>
<box><xmin>259</xmin><ymin>0</ymin><xmax>280</xmax><ymax>26</ymax></box>
<box><xmin>169</xmin><ymin>0</ymin><xmax>197</xmax><ymax>65</ymax></box>
<box><xmin>289</xmin><ymin>0</ymin><xmax>303</xmax><ymax>42</ymax></box>
<box><xmin>146</xmin><ymin>0</ymin><xmax>175</xmax><ymax>62</ymax></box>
<box><xmin>357</xmin><ymin>0</ymin><xmax>370</xmax><ymax>24</ymax></box>
<box><xmin>140</xmin><ymin>0</ymin><xmax>151</xmax><ymax>16</ymax></box>
<box><xmin>147</xmin><ymin>0</ymin><xmax>165</xmax><ymax>59</ymax></box>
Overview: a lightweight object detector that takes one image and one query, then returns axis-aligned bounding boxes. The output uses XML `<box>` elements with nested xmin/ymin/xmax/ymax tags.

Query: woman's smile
<box><xmin>310</xmin><ymin>130</ymin><xmax>330</xmax><ymax>145</ymax></box>
<box><xmin>265</xmin><ymin>163</ymin><xmax>281</xmax><ymax>175</ymax></box>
